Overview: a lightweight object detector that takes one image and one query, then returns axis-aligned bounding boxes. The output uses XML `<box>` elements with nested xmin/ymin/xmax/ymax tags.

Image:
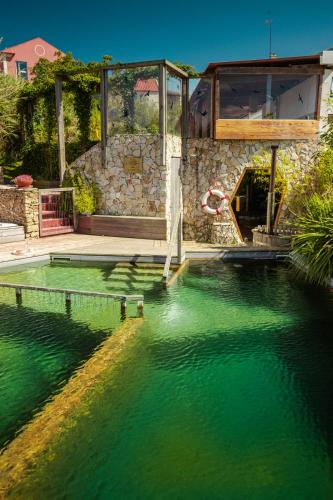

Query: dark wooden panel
<box><xmin>78</xmin><ymin>215</ymin><xmax>167</xmax><ymax>240</ymax></box>
<box><xmin>215</xmin><ymin>65</ymin><xmax>323</xmax><ymax>75</ymax></box>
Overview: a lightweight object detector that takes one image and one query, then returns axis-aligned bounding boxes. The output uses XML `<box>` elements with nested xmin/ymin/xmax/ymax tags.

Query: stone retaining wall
<box><xmin>0</xmin><ymin>186</ymin><xmax>39</xmax><ymax>238</ymax></box>
<box><xmin>68</xmin><ymin>134</ymin><xmax>318</xmax><ymax>245</ymax></box>
<box><xmin>69</xmin><ymin>135</ymin><xmax>165</xmax><ymax>217</ymax></box>
<box><xmin>182</xmin><ymin>138</ymin><xmax>317</xmax><ymax>243</ymax></box>
<box><xmin>69</xmin><ymin>134</ymin><xmax>182</xmax><ymax>239</ymax></box>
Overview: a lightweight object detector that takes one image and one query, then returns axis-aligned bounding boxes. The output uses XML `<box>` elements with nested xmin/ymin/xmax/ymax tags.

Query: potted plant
<box><xmin>13</xmin><ymin>174</ymin><xmax>33</xmax><ymax>188</ymax></box>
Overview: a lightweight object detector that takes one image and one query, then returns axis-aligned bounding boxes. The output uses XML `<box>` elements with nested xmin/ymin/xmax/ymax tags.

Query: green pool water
<box><xmin>1</xmin><ymin>261</ymin><xmax>333</xmax><ymax>499</ymax></box>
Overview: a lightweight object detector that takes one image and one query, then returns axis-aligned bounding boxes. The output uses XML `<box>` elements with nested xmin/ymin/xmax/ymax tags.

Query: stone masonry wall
<box><xmin>69</xmin><ymin>135</ymin><xmax>166</xmax><ymax>217</ymax></box>
<box><xmin>68</xmin><ymin>133</ymin><xmax>318</xmax><ymax>245</ymax></box>
<box><xmin>182</xmin><ymin>138</ymin><xmax>318</xmax><ymax>243</ymax></box>
<box><xmin>69</xmin><ymin>134</ymin><xmax>182</xmax><ymax>239</ymax></box>
<box><xmin>0</xmin><ymin>186</ymin><xmax>39</xmax><ymax>238</ymax></box>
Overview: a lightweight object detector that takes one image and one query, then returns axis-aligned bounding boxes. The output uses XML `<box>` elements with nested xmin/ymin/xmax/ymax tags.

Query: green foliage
<box><xmin>20</xmin><ymin>141</ymin><xmax>97</xmax><ymax>181</ymax></box>
<box><xmin>291</xmin><ymin>202</ymin><xmax>333</xmax><ymax>286</ymax></box>
<box><xmin>251</xmin><ymin>150</ymin><xmax>296</xmax><ymax>195</ymax></box>
<box><xmin>0</xmin><ymin>74</ymin><xmax>26</xmax><ymax>161</ymax></box>
<box><xmin>63</xmin><ymin>171</ymin><xmax>99</xmax><ymax>214</ymax></box>
<box><xmin>290</xmin><ymin>118</ymin><xmax>333</xmax><ymax>286</ymax></box>
<box><xmin>172</xmin><ymin>62</ymin><xmax>199</xmax><ymax>77</ymax></box>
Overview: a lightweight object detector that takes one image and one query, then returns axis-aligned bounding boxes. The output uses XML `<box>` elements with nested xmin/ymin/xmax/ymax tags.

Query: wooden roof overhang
<box><xmin>204</xmin><ymin>54</ymin><xmax>322</xmax><ymax>75</ymax></box>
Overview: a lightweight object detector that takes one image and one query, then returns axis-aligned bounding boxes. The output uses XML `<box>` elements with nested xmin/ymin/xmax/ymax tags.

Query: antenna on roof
<box><xmin>265</xmin><ymin>18</ymin><xmax>277</xmax><ymax>58</ymax></box>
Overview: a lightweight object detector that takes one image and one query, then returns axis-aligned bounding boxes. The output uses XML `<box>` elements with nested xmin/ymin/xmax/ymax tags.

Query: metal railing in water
<box><xmin>163</xmin><ymin>210</ymin><xmax>182</xmax><ymax>280</ymax></box>
<box><xmin>0</xmin><ymin>282</ymin><xmax>144</xmax><ymax>318</ymax></box>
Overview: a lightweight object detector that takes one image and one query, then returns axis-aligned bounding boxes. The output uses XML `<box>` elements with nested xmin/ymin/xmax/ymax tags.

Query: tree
<box><xmin>0</xmin><ymin>74</ymin><xmax>26</xmax><ymax>161</ymax></box>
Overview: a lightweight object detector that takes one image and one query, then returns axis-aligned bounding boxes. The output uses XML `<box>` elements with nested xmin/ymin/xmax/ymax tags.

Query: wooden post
<box><xmin>65</xmin><ymin>292</ymin><xmax>72</xmax><ymax>316</ymax></box>
<box><xmin>182</xmin><ymin>77</ymin><xmax>189</xmax><ymax>139</ymax></box>
<box><xmin>137</xmin><ymin>300</ymin><xmax>144</xmax><ymax>317</ymax></box>
<box><xmin>120</xmin><ymin>298</ymin><xmax>127</xmax><ymax>321</ymax></box>
<box><xmin>266</xmin><ymin>145</ymin><xmax>279</xmax><ymax>235</ymax></box>
<box><xmin>213</xmin><ymin>73</ymin><xmax>219</xmax><ymax>139</ymax></box>
<box><xmin>159</xmin><ymin>63</ymin><xmax>167</xmax><ymax>165</ymax></box>
<box><xmin>15</xmin><ymin>287</ymin><xmax>22</xmax><ymax>306</ymax></box>
<box><xmin>55</xmin><ymin>76</ymin><xmax>66</xmax><ymax>185</ymax></box>
<box><xmin>100</xmin><ymin>69</ymin><xmax>108</xmax><ymax>168</ymax></box>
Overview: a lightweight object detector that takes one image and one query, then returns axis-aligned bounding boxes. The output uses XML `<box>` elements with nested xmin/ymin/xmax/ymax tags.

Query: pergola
<box><xmin>55</xmin><ymin>60</ymin><xmax>189</xmax><ymax>183</ymax></box>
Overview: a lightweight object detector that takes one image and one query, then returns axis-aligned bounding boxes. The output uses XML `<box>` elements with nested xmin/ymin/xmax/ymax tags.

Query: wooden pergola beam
<box><xmin>100</xmin><ymin>69</ymin><xmax>108</xmax><ymax>168</ymax></box>
<box><xmin>55</xmin><ymin>75</ymin><xmax>66</xmax><ymax>184</ymax></box>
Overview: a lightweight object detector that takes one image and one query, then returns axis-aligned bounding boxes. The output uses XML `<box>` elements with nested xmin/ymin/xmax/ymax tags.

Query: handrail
<box><xmin>163</xmin><ymin>210</ymin><xmax>181</xmax><ymax>279</ymax></box>
<box><xmin>39</xmin><ymin>188</ymin><xmax>75</xmax><ymax>193</ymax></box>
<box><xmin>0</xmin><ymin>282</ymin><xmax>144</xmax><ymax>318</ymax></box>
<box><xmin>0</xmin><ymin>282</ymin><xmax>143</xmax><ymax>301</ymax></box>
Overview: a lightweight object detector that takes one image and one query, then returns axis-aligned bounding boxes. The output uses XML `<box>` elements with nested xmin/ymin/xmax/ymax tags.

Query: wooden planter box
<box><xmin>78</xmin><ymin>215</ymin><xmax>167</xmax><ymax>240</ymax></box>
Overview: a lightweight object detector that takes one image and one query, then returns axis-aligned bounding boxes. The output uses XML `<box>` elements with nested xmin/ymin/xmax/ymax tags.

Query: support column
<box><xmin>55</xmin><ymin>75</ymin><xmax>66</xmax><ymax>185</ymax></box>
<box><xmin>159</xmin><ymin>63</ymin><xmax>167</xmax><ymax>165</ymax></box>
<box><xmin>100</xmin><ymin>69</ymin><xmax>108</xmax><ymax>168</ymax></box>
<box><xmin>266</xmin><ymin>144</ymin><xmax>279</xmax><ymax>235</ymax></box>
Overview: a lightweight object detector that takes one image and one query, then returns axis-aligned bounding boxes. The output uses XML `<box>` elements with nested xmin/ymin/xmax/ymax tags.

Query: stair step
<box><xmin>42</xmin><ymin>218</ymin><xmax>72</xmax><ymax>228</ymax></box>
<box><xmin>41</xmin><ymin>195</ymin><xmax>60</xmax><ymax>204</ymax></box>
<box><xmin>42</xmin><ymin>210</ymin><xmax>62</xmax><ymax>218</ymax></box>
<box><xmin>41</xmin><ymin>226</ymin><xmax>74</xmax><ymax>236</ymax></box>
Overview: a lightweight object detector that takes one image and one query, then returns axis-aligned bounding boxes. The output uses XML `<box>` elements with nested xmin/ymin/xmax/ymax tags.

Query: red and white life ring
<box><xmin>201</xmin><ymin>188</ymin><xmax>228</xmax><ymax>215</ymax></box>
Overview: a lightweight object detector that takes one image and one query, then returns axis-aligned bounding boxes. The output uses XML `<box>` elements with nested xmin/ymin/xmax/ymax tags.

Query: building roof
<box><xmin>2</xmin><ymin>36</ymin><xmax>59</xmax><ymax>52</ymax></box>
<box><xmin>204</xmin><ymin>54</ymin><xmax>321</xmax><ymax>73</ymax></box>
<box><xmin>134</xmin><ymin>79</ymin><xmax>159</xmax><ymax>92</ymax></box>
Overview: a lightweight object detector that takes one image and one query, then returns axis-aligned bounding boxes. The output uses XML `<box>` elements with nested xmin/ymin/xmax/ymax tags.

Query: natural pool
<box><xmin>0</xmin><ymin>260</ymin><xmax>333</xmax><ymax>499</ymax></box>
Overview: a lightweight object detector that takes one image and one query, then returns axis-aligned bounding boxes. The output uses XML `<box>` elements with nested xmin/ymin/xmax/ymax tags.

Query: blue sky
<box><xmin>1</xmin><ymin>0</ymin><xmax>332</xmax><ymax>71</ymax></box>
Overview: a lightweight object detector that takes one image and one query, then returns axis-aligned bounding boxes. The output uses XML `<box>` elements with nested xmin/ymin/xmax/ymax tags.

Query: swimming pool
<box><xmin>1</xmin><ymin>260</ymin><xmax>333</xmax><ymax>498</ymax></box>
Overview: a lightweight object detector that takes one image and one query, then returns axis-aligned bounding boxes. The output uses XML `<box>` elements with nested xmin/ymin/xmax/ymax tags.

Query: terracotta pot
<box><xmin>14</xmin><ymin>175</ymin><xmax>33</xmax><ymax>188</ymax></box>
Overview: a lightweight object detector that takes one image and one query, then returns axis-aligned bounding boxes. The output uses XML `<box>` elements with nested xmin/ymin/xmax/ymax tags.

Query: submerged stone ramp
<box><xmin>0</xmin><ymin>318</ymin><xmax>143</xmax><ymax>498</ymax></box>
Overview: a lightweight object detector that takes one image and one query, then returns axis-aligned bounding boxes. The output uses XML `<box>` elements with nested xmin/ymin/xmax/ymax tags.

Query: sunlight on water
<box><xmin>1</xmin><ymin>261</ymin><xmax>333</xmax><ymax>499</ymax></box>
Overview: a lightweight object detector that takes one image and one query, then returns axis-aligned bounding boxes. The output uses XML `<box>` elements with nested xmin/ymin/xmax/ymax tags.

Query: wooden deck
<box><xmin>0</xmin><ymin>233</ymin><xmax>286</xmax><ymax>268</ymax></box>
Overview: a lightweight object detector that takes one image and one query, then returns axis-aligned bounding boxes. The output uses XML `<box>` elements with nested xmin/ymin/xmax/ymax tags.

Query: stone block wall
<box><xmin>69</xmin><ymin>135</ymin><xmax>166</xmax><ymax>217</ymax></box>
<box><xmin>69</xmin><ymin>133</ymin><xmax>182</xmax><ymax>239</ymax></box>
<box><xmin>0</xmin><ymin>186</ymin><xmax>39</xmax><ymax>238</ymax></box>
<box><xmin>68</xmin><ymin>133</ymin><xmax>318</xmax><ymax>245</ymax></box>
<box><xmin>182</xmin><ymin>138</ymin><xmax>318</xmax><ymax>243</ymax></box>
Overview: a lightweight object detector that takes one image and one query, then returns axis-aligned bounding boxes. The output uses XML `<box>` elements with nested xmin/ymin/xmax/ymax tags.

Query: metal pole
<box><xmin>15</xmin><ymin>287</ymin><xmax>22</xmax><ymax>307</ymax></box>
<box><xmin>137</xmin><ymin>300</ymin><xmax>144</xmax><ymax>317</ymax></box>
<box><xmin>120</xmin><ymin>298</ymin><xmax>127</xmax><ymax>321</ymax></box>
<box><xmin>266</xmin><ymin>145</ymin><xmax>278</xmax><ymax>235</ymax></box>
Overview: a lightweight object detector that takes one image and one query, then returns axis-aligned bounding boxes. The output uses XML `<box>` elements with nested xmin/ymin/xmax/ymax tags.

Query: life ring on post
<box><xmin>201</xmin><ymin>188</ymin><xmax>229</xmax><ymax>215</ymax></box>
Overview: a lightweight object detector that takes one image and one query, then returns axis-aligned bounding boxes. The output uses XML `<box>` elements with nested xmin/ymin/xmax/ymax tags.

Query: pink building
<box><xmin>0</xmin><ymin>37</ymin><xmax>62</xmax><ymax>80</ymax></box>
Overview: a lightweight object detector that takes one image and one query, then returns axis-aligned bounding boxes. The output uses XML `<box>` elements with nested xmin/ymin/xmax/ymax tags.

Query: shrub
<box><xmin>291</xmin><ymin>200</ymin><xmax>333</xmax><ymax>286</ymax></box>
<box><xmin>63</xmin><ymin>171</ymin><xmax>99</xmax><ymax>214</ymax></box>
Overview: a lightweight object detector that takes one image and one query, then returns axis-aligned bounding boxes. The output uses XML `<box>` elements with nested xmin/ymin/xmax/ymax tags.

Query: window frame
<box><xmin>16</xmin><ymin>61</ymin><xmax>28</xmax><ymax>80</ymax></box>
<box><xmin>214</xmin><ymin>65</ymin><xmax>323</xmax><ymax>122</ymax></box>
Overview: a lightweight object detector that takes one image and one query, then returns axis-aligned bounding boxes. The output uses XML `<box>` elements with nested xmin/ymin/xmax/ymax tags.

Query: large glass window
<box><xmin>16</xmin><ymin>61</ymin><xmax>28</xmax><ymax>80</ymax></box>
<box><xmin>219</xmin><ymin>74</ymin><xmax>319</xmax><ymax>119</ymax></box>
<box><xmin>108</xmin><ymin>66</ymin><xmax>159</xmax><ymax>135</ymax></box>
<box><xmin>189</xmin><ymin>77</ymin><xmax>212</xmax><ymax>137</ymax></box>
<box><xmin>167</xmin><ymin>71</ymin><xmax>182</xmax><ymax>136</ymax></box>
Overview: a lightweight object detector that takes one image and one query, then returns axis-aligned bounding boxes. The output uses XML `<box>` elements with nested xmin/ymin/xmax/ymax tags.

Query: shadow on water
<box><xmin>0</xmin><ymin>302</ymin><xmax>109</xmax><ymax>449</ymax></box>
